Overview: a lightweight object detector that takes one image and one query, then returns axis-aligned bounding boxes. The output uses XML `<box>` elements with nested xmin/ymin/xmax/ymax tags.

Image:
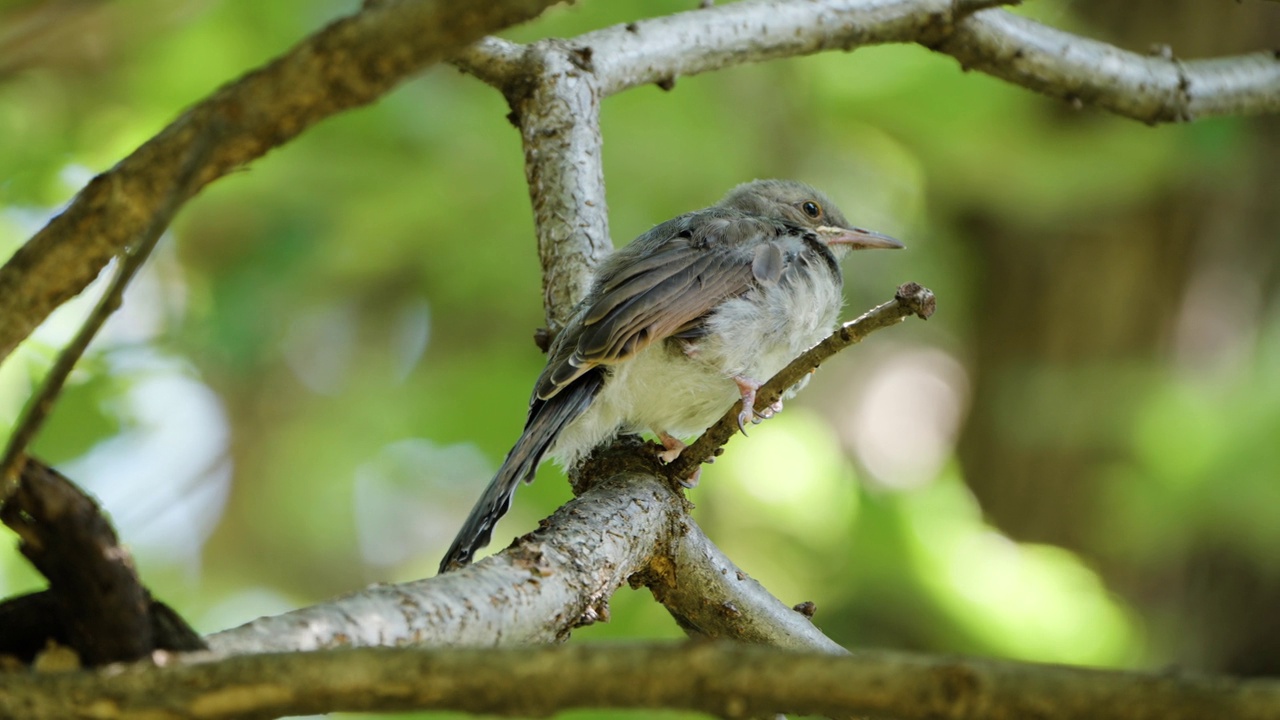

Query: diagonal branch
<box><xmin>0</xmin><ymin>0</ymin><xmax>564</xmax><ymax>364</ymax></box>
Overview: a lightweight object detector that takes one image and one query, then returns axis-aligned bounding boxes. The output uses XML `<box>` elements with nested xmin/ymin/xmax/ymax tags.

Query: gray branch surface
<box><xmin>941</xmin><ymin>11</ymin><xmax>1280</xmax><ymax>123</ymax></box>
<box><xmin>6</xmin><ymin>643</ymin><xmax>1280</xmax><ymax>720</ymax></box>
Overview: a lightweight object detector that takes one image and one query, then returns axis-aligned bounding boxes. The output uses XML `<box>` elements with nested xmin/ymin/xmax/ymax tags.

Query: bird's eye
<box><xmin>801</xmin><ymin>201</ymin><xmax>822</xmax><ymax>218</ymax></box>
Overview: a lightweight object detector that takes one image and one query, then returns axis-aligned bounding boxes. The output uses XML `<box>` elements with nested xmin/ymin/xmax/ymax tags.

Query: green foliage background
<box><xmin>2</xmin><ymin>1</ymin><xmax>1278</xmax><ymax>717</ymax></box>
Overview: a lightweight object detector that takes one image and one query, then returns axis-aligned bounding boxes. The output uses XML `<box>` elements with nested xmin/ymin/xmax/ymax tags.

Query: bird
<box><xmin>438</xmin><ymin>179</ymin><xmax>902</xmax><ymax>572</ymax></box>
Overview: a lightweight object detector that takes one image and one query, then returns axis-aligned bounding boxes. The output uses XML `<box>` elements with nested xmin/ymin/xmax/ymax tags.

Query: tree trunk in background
<box><xmin>957</xmin><ymin>0</ymin><xmax>1280</xmax><ymax>675</ymax></box>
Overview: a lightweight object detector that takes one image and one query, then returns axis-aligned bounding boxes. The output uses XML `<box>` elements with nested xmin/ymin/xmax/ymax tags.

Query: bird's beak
<box><xmin>818</xmin><ymin>225</ymin><xmax>904</xmax><ymax>250</ymax></box>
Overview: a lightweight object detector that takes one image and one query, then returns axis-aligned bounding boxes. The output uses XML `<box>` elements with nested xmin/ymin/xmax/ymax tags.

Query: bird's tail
<box><xmin>438</xmin><ymin>371</ymin><xmax>603</xmax><ymax>573</ymax></box>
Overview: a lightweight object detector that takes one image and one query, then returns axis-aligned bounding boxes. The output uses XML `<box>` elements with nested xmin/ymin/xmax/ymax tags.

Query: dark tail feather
<box><xmin>438</xmin><ymin>371</ymin><xmax>603</xmax><ymax>573</ymax></box>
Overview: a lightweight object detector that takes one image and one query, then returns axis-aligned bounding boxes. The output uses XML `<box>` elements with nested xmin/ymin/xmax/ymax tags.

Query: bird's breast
<box><xmin>699</xmin><ymin>263</ymin><xmax>844</xmax><ymax>381</ymax></box>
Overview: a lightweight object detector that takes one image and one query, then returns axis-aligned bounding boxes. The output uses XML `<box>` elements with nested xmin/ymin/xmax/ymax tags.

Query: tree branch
<box><xmin>461</xmin><ymin>0</ymin><xmax>1278</xmax><ymax>164</ymax></box>
<box><xmin>507</xmin><ymin>41</ymin><xmax>614</xmax><ymax>332</ymax></box>
<box><xmin>642</xmin><ymin>511</ymin><xmax>849</xmax><ymax>654</ymax></box>
<box><xmin>562</xmin><ymin>0</ymin><xmax>1016</xmax><ymax>97</ymax></box>
<box><xmin>5</xmin><ymin>643</ymin><xmax>1279</xmax><ymax>720</ymax></box>
<box><xmin>940</xmin><ymin>10</ymin><xmax>1280</xmax><ymax>123</ymax></box>
<box><xmin>0</xmin><ymin>0</ymin><xmax>564</xmax><ymax>364</ymax></box>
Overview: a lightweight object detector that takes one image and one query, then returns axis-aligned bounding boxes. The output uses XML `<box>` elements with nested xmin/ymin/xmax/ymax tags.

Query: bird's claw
<box><xmin>655</xmin><ymin>430</ymin><xmax>701</xmax><ymax>487</ymax></box>
<box><xmin>732</xmin><ymin>374</ymin><xmax>766</xmax><ymax>437</ymax></box>
<box><xmin>656</xmin><ymin>431</ymin><xmax>686</xmax><ymax>464</ymax></box>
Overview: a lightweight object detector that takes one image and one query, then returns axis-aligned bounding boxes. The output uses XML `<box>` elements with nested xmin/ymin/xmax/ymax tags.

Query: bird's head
<box><xmin>718</xmin><ymin>179</ymin><xmax>903</xmax><ymax>258</ymax></box>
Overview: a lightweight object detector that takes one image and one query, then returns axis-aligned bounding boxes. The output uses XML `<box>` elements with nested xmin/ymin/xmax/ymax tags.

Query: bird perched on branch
<box><xmin>439</xmin><ymin>179</ymin><xmax>902</xmax><ymax>572</ymax></box>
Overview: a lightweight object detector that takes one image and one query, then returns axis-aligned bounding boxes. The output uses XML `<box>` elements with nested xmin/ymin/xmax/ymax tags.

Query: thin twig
<box><xmin>665</xmin><ymin>282</ymin><xmax>935</xmax><ymax>482</ymax></box>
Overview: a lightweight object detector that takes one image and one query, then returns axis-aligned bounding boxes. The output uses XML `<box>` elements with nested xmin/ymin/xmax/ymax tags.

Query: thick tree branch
<box><xmin>459</xmin><ymin>0</ymin><xmax>1013</xmax><ymax>95</ymax></box>
<box><xmin>941</xmin><ymin>11</ymin><xmax>1280</xmax><ymax>123</ymax></box>
<box><xmin>0</xmin><ymin>0</ymin><xmax>563</xmax><ymax>364</ymax></box>
<box><xmin>510</xmin><ymin>42</ymin><xmax>614</xmax><ymax>332</ymax></box>
<box><xmin>567</xmin><ymin>0</ymin><xmax>1014</xmax><ymax>97</ymax></box>
<box><xmin>5</xmin><ymin>643</ymin><xmax>1280</xmax><ymax>720</ymax></box>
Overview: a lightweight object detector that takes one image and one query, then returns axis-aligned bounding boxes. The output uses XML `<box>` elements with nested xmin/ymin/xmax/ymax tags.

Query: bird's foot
<box><xmin>733</xmin><ymin>375</ymin><xmax>765</xmax><ymax>435</ymax></box>
<box><xmin>655</xmin><ymin>431</ymin><xmax>700</xmax><ymax>488</ymax></box>
<box><xmin>655</xmin><ymin>431</ymin><xmax>686</xmax><ymax>464</ymax></box>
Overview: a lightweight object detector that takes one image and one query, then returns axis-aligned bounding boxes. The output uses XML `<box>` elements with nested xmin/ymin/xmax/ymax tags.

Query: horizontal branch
<box><xmin>0</xmin><ymin>0</ymin><xmax>563</xmax><ymax>364</ymax></box>
<box><xmin>459</xmin><ymin>0</ymin><xmax>1011</xmax><ymax>96</ymax></box>
<box><xmin>5</xmin><ymin>642</ymin><xmax>1279</xmax><ymax>720</ymax></box>
<box><xmin>940</xmin><ymin>11</ymin><xmax>1280</xmax><ymax>123</ymax></box>
<box><xmin>580</xmin><ymin>0</ymin><xmax>1012</xmax><ymax>97</ymax></box>
<box><xmin>464</xmin><ymin>0</ymin><xmax>1278</xmax><ymax>131</ymax></box>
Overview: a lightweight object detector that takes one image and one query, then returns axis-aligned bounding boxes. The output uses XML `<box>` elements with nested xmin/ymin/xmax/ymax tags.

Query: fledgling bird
<box><xmin>439</xmin><ymin>179</ymin><xmax>902</xmax><ymax>572</ymax></box>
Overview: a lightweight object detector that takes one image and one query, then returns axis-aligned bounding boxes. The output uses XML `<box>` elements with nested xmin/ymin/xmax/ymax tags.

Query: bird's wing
<box><xmin>534</xmin><ymin>213</ymin><xmax>787</xmax><ymax>401</ymax></box>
